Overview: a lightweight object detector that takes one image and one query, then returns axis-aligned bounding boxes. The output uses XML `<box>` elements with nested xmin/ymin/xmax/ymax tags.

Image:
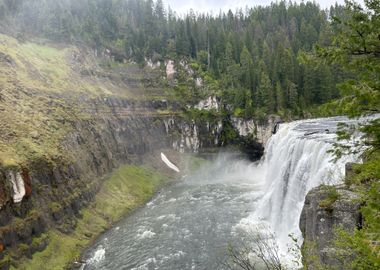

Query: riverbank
<box><xmin>10</xmin><ymin>150</ymin><xmax>208</xmax><ymax>270</ymax></box>
<box><xmin>11</xmin><ymin>159</ymin><xmax>175</xmax><ymax>270</ymax></box>
<box><xmin>79</xmin><ymin>152</ymin><xmax>260</xmax><ymax>269</ymax></box>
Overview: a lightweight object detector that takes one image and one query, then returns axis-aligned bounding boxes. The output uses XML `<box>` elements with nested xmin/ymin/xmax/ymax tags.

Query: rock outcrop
<box><xmin>300</xmin><ymin>184</ymin><xmax>362</xmax><ymax>269</ymax></box>
<box><xmin>194</xmin><ymin>96</ymin><xmax>219</xmax><ymax>111</ymax></box>
<box><xmin>6</xmin><ymin>171</ymin><xmax>26</xmax><ymax>204</ymax></box>
<box><xmin>165</xmin><ymin>60</ymin><xmax>176</xmax><ymax>80</ymax></box>
<box><xmin>232</xmin><ymin>115</ymin><xmax>281</xmax><ymax>145</ymax></box>
<box><xmin>164</xmin><ymin>116</ymin><xmax>223</xmax><ymax>153</ymax></box>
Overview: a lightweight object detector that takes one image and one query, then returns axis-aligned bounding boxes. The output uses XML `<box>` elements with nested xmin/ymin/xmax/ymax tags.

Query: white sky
<box><xmin>163</xmin><ymin>0</ymin><xmax>365</xmax><ymax>15</ymax></box>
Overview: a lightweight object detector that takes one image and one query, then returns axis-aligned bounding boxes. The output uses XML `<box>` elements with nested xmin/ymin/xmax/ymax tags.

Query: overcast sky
<box><xmin>163</xmin><ymin>0</ymin><xmax>363</xmax><ymax>15</ymax></box>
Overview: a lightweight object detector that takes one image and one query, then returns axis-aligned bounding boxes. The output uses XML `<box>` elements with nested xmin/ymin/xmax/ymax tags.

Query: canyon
<box><xmin>0</xmin><ymin>33</ymin><xmax>372</xmax><ymax>270</ymax></box>
<box><xmin>0</xmin><ymin>34</ymin><xmax>278</xmax><ymax>269</ymax></box>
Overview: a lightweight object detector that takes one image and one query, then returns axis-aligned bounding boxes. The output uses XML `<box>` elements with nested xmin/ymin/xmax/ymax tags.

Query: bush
<box><xmin>334</xmin><ymin>226</ymin><xmax>380</xmax><ymax>270</ymax></box>
<box><xmin>224</xmin><ymin>228</ymin><xmax>285</xmax><ymax>270</ymax></box>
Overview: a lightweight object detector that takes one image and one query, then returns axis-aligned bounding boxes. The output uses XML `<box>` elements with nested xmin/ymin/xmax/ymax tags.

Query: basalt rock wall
<box><xmin>300</xmin><ymin>164</ymin><xmax>363</xmax><ymax>269</ymax></box>
<box><xmin>0</xmin><ymin>96</ymin><xmax>263</xmax><ymax>268</ymax></box>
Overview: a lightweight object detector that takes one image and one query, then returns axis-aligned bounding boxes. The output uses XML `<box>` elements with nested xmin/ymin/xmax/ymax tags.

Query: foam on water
<box><xmin>86</xmin><ymin>246</ymin><xmax>106</xmax><ymax>266</ymax></box>
<box><xmin>137</xmin><ymin>229</ymin><xmax>156</xmax><ymax>239</ymax></box>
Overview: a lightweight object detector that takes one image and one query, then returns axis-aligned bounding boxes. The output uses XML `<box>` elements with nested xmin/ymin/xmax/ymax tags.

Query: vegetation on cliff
<box><xmin>0</xmin><ymin>32</ymin><xmax>174</xmax><ymax>169</ymax></box>
<box><xmin>10</xmin><ymin>164</ymin><xmax>168</xmax><ymax>270</ymax></box>
<box><xmin>0</xmin><ymin>32</ymin><xmax>179</xmax><ymax>269</ymax></box>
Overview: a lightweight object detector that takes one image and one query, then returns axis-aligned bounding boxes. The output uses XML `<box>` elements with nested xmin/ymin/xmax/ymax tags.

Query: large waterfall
<box><xmin>82</xmin><ymin>116</ymin><xmax>374</xmax><ymax>270</ymax></box>
<box><xmin>238</xmin><ymin>117</ymin><xmax>362</xmax><ymax>267</ymax></box>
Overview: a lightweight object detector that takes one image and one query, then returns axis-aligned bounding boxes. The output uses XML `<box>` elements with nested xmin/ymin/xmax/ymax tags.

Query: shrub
<box><xmin>319</xmin><ymin>186</ymin><xmax>340</xmax><ymax>209</ymax></box>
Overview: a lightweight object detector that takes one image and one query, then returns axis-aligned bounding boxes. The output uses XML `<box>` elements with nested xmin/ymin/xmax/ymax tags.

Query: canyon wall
<box><xmin>0</xmin><ymin>95</ymin><xmax>273</xmax><ymax>268</ymax></box>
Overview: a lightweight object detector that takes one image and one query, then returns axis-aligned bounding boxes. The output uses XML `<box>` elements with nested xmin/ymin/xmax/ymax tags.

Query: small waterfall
<box><xmin>239</xmin><ymin>117</ymin><xmax>362</xmax><ymax>267</ymax></box>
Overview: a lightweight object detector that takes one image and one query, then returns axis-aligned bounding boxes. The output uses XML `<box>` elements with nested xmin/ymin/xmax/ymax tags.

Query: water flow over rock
<box><xmin>238</xmin><ymin>117</ymin><xmax>361</xmax><ymax>266</ymax></box>
<box><xmin>80</xmin><ymin>116</ymin><xmax>375</xmax><ymax>270</ymax></box>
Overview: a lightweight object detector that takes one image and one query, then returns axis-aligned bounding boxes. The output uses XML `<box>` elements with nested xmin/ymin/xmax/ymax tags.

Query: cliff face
<box><xmin>0</xmin><ymin>97</ymin><xmax>226</xmax><ymax>265</ymax></box>
<box><xmin>0</xmin><ymin>98</ymin><xmax>273</xmax><ymax>268</ymax></box>
<box><xmin>231</xmin><ymin>116</ymin><xmax>280</xmax><ymax>146</ymax></box>
<box><xmin>0</xmin><ymin>34</ymin><xmax>274</xmax><ymax>268</ymax></box>
<box><xmin>300</xmin><ymin>182</ymin><xmax>362</xmax><ymax>269</ymax></box>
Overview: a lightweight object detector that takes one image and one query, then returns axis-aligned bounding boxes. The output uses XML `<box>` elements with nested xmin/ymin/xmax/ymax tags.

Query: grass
<box><xmin>318</xmin><ymin>185</ymin><xmax>341</xmax><ymax>209</ymax></box>
<box><xmin>0</xmin><ymin>34</ymin><xmax>109</xmax><ymax>95</ymax></box>
<box><xmin>0</xmin><ymin>34</ymin><xmax>183</xmax><ymax>167</ymax></box>
<box><xmin>0</xmin><ymin>34</ymin><xmax>121</xmax><ymax>167</ymax></box>
<box><xmin>0</xmin><ymin>35</ymin><xmax>69</xmax><ymax>92</ymax></box>
<box><xmin>12</xmin><ymin>164</ymin><xmax>168</xmax><ymax>270</ymax></box>
<box><xmin>0</xmin><ymin>34</ymin><xmax>92</xmax><ymax>167</ymax></box>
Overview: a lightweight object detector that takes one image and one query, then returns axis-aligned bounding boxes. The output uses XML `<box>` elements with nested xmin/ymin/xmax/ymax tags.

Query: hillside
<box><xmin>0</xmin><ymin>33</ymin><xmax>173</xmax><ymax>166</ymax></box>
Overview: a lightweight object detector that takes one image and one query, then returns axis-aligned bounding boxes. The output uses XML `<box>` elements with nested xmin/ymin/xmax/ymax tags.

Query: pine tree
<box><xmin>275</xmin><ymin>82</ymin><xmax>285</xmax><ymax>112</ymax></box>
<box><xmin>240</xmin><ymin>46</ymin><xmax>253</xmax><ymax>89</ymax></box>
<box><xmin>257</xmin><ymin>72</ymin><xmax>275</xmax><ymax>113</ymax></box>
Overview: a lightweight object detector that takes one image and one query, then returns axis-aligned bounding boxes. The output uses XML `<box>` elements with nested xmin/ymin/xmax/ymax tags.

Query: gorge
<box><xmin>0</xmin><ymin>0</ymin><xmax>379</xmax><ymax>269</ymax></box>
<box><xmin>80</xmin><ymin>116</ymin><xmax>367</xmax><ymax>270</ymax></box>
<box><xmin>0</xmin><ymin>34</ymin><xmax>279</xmax><ymax>269</ymax></box>
<box><xmin>0</xmin><ymin>34</ymin><xmax>375</xmax><ymax>269</ymax></box>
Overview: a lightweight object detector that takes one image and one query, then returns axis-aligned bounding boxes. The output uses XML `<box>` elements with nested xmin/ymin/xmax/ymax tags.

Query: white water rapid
<box><xmin>238</xmin><ymin>116</ymin><xmax>364</xmax><ymax>267</ymax></box>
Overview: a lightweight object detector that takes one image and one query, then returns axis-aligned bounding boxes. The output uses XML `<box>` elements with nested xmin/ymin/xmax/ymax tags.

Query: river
<box><xmin>81</xmin><ymin>116</ymin><xmax>367</xmax><ymax>270</ymax></box>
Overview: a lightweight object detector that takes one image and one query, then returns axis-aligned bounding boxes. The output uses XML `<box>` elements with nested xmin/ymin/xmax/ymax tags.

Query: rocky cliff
<box><xmin>300</xmin><ymin>167</ymin><xmax>363</xmax><ymax>269</ymax></box>
<box><xmin>231</xmin><ymin>115</ymin><xmax>281</xmax><ymax>146</ymax></box>
<box><xmin>0</xmin><ymin>34</ymin><xmax>274</xmax><ymax>268</ymax></box>
<box><xmin>0</xmin><ymin>97</ymin><xmax>229</xmax><ymax>268</ymax></box>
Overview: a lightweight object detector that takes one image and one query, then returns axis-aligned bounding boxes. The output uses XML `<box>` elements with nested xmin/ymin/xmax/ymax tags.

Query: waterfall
<box><xmin>81</xmin><ymin>115</ymin><xmax>378</xmax><ymax>270</ymax></box>
<box><xmin>238</xmin><ymin>117</ymin><xmax>362</xmax><ymax>267</ymax></box>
